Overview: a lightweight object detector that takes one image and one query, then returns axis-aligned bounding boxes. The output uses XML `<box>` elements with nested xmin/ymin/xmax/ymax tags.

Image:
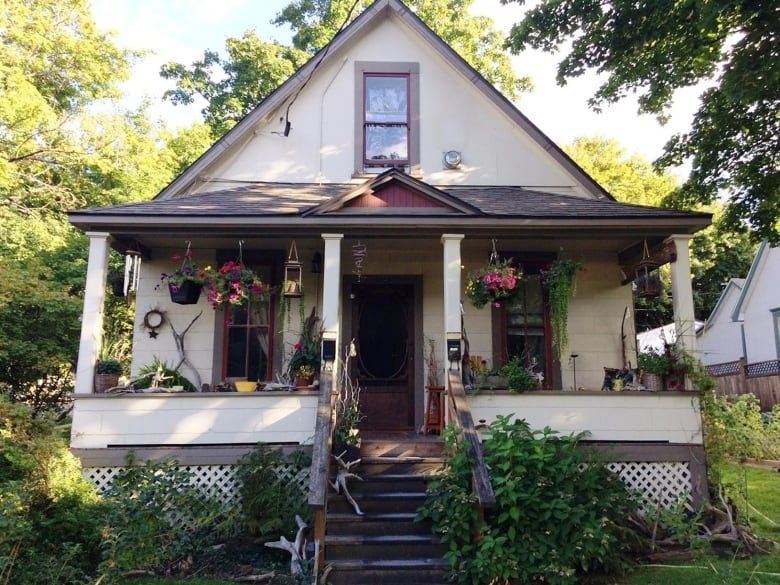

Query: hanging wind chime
<box><xmin>123</xmin><ymin>243</ymin><xmax>142</xmax><ymax>296</ymax></box>
<box><xmin>352</xmin><ymin>240</ymin><xmax>367</xmax><ymax>282</ymax></box>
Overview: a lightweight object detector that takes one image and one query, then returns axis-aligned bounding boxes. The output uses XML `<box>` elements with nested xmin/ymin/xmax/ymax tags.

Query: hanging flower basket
<box><xmin>168</xmin><ymin>280</ymin><xmax>202</xmax><ymax>305</ymax></box>
<box><xmin>205</xmin><ymin>260</ymin><xmax>270</xmax><ymax>310</ymax></box>
<box><xmin>465</xmin><ymin>258</ymin><xmax>522</xmax><ymax>309</ymax></box>
<box><xmin>158</xmin><ymin>243</ymin><xmax>209</xmax><ymax>305</ymax></box>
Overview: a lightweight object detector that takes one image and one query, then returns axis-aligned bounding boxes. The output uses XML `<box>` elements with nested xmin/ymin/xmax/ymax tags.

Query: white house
<box><xmin>697</xmin><ymin>243</ymin><xmax>780</xmax><ymax>365</ymax></box>
<box><xmin>67</xmin><ymin>0</ymin><xmax>710</xmax><ymax>518</ymax></box>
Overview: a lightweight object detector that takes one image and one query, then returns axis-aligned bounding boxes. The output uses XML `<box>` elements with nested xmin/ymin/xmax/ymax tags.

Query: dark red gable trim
<box><xmin>345</xmin><ymin>183</ymin><xmax>443</xmax><ymax>208</ymax></box>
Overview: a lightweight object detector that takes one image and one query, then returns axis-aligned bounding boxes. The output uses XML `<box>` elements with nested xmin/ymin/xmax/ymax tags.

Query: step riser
<box><xmin>328</xmin><ymin>520</ymin><xmax>431</xmax><ymax>536</ymax></box>
<box><xmin>328</xmin><ymin>496</ymin><xmax>426</xmax><ymax>515</ymax></box>
<box><xmin>326</xmin><ymin>543</ymin><xmax>448</xmax><ymax>561</ymax></box>
<box><xmin>350</xmin><ymin>479</ymin><xmax>429</xmax><ymax>493</ymax></box>
<box><xmin>325</xmin><ymin>568</ymin><xmax>449</xmax><ymax>585</ymax></box>
<box><xmin>356</xmin><ymin>462</ymin><xmax>443</xmax><ymax>475</ymax></box>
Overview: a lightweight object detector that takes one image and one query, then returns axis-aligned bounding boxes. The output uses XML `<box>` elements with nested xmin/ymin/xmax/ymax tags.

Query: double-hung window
<box><xmin>355</xmin><ymin>62</ymin><xmax>419</xmax><ymax>175</ymax></box>
<box><xmin>220</xmin><ymin>256</ymin><xmax>276</xmax><ymax>382</ymax></box>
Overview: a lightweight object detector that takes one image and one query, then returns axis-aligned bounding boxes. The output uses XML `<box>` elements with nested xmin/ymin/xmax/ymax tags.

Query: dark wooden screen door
<box><xmin>351</xmin><ymin>283</ymin><xmax>415</xmax><ymax>430</ymax></box>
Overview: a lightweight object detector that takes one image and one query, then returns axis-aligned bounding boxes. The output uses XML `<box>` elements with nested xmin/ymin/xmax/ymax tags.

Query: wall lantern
<box><xmin>311</xmin><ymin>251</ymin><xmax>323</xmax><ymax>274</ymax></box>
<box><xmin>283</xmin><ymin>240</ymin><xmax>303</xmax><ymax>298</ymax></box>
<box><xmin>634</xmin><ymin>240</ymin><xmax>662</xmax><ymax>298</ymax></box>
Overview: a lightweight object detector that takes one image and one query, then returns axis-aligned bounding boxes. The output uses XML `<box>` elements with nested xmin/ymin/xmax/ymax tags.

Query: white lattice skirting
<box><xmin>83</xmin><ymin>463</ymin><xmax>311</xmax><ymax>504</ymax></box>
<box><xmin>608</xmin><ymin>461</ymin><xmax>692</xmax><ymax>509</ymax></box>
<box><xmin>85</xmin><ymin>460</ymin><xmax>689</xmax><ymax>509</ymax></box>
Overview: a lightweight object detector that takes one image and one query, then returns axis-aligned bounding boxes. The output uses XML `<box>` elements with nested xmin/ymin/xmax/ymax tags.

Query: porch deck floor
<box><xmin>360</xmin><ymin>430</ymin><xmax>443</xmax><ymax>443</ymax></box>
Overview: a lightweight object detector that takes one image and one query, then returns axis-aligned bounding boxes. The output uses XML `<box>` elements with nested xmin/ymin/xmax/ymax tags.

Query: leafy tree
<box><xmin>564</xmin><ymin>137</ymin><xmax>755</xmax><ymax>323</ymax></box>
<box><xmin>504</xmin><ymin>0</ymin><xmax>779</xmax><ymax>244</ymax></box>
<box><xmin>162</xmin><ymin>0</ymin><xmax>530</xmax><ymax>137</ymax></box>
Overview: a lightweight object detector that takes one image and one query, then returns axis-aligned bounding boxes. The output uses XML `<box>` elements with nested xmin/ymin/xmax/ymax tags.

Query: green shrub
<box><xmin>418</xmin><ymin>416</ymin><xmax>637</xmax><ymax>584</ymax></box>
<box><xmin>0</xmin><ymin>397</ymin><xmax>106</xmax><ymax>585</ymax></box>
<box><xmin>132</xmin><ymin>358</ymin><xmax>197</xmax><ymax>391</ymax></box>
<box><xmin>702</xmin><ymin>391</ymin><xmax>780</xmax><ymax>477</ymax></box>
<box><xmin>235</xmin><ymin>444</ymin><xmax>311</xmax><ymax>540</ymax></box>
<box><xmin>99</xmin><ymin>456</ymin><xmax>230</xmax><ymax>583</ymax></box>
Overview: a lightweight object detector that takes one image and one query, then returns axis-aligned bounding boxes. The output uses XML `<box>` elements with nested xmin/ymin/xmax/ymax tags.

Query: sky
<box><xmin>90</xmin><ymin>0</ymin><xmax>702</xmax><ymax>169</ymax></box>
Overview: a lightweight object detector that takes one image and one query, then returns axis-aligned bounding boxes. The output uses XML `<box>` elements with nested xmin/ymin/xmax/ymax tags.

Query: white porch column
<box><xmin>74</xmin><ymin>232</ymin><xmax>111</xmax><ymax>394</ymax></box>
<box><xmin>441</xmin><ymin>234</ymin><xmax>465</xmax><ymax>361</ymax></box>
<box><xmin>666</xmin><ymin>235</ymin><xmax>697</xmax><ymax>353</ymax></box>
<box><xmin>321</xmin><ymin>233</ymin><xmax>344</xmax><ymax>364</ymax></box>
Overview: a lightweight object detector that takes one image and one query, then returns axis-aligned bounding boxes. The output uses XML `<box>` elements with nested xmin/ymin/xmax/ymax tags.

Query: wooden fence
<box><xmin>706</xmin><ymin>358</ymin><xmax>780</xmax><ymax>411</ymax></box>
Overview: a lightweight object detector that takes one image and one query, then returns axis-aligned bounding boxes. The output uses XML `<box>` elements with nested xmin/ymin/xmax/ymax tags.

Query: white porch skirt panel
<box><xmin>76</xmin><ymin>444</ymin><xmax>312</xmax><ymax>503</ymax></box>
<box><xmin>75</xmin><ymin>443</ymin><xmax>705</xmax><ymax>510</ymax></box>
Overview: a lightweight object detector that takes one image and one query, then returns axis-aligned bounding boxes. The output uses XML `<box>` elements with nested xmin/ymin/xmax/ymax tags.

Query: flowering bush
<box><xmin>158</xmin><ymin>250</ymin><xmax>210</xmax><ymax>291</ymax></box>
<box><xmin>205</xmin><ymin>260</ymin><xmax>270</xmax><ymax>310</ymax></box>
<box><xmin>465</xmin><ymin>258</ymin><xmax>522</xmax><ymax>308</ymax></box>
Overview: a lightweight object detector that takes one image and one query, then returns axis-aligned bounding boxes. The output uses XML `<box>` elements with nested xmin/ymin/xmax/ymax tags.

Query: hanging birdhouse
<box><xmin>283</xmin><ymin>240</ymin><xmax>302</xmax><ymax>298</ymax></box>
<box><xmin>634</xmin><ymin>240</ymin><xmax>662</xmax><ymax>298</ymax></box>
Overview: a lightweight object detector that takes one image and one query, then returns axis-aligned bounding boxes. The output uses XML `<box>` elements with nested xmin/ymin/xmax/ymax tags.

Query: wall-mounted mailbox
<box><xmin>447</xmin><ymin>339</ymin><xmax>461</xmax><ymax>363</ymax></box>
<box><xmin>321</xmin><ymin>339</ymin><xmax>336</xmax><ymax>362</ymax></box>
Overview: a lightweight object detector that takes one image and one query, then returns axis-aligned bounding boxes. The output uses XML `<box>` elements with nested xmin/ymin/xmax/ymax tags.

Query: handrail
<box><xmin>308</xmin><ymin>371</ymin><xmax>335</xmax><ymax>509</ymax></box>
<box><xmin>446</xmin><ymin>371</ymin><xmax>495</xmax><ymax>508</ymax></box>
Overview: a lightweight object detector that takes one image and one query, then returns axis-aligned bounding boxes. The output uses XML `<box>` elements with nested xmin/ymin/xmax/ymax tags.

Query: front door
<box><xmin>351</xmin><ymin>282</ymin><xmax>415</xmax><ymax>430</ymax></box>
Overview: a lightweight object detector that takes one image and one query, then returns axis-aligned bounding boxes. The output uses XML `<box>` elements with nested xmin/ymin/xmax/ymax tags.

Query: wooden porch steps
<box><xmin>324</xmin><ymin>436</ymin><xmax>449</xmax><ymax>585</ymax></box>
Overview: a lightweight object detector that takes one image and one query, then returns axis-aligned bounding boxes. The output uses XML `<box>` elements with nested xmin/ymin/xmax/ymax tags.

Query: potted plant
<box><xmin>158</xmin><ymin>248</ymin><xmax>210</xmax><ymax>305</ymax></box>
<box><xmin>95</xmin><ymin>359</ymin><xmax>122</xmax><ymax>393</ymax></box>
<box><xmin>637</xmin><ymin>349</ymin><xmax>673</xmax><ymax>391</ymax></box>
<box><xmin>293</xmin><ymin>364</ymin><xmax>315</xmax><ymax>387</ymax></box>
<box><xmin>205</xmin><ymin>260</ymin><xmax>270</xmax><ymax>310</ymax></box>
<box><xmin>465</xmin><ymin>258</ymin><xmax>522</xmax><ymax>309</ymax></box>
<box><xmin>287</xmin><ymin>307</ymin><xmax>321</xmax><ymax>385</ymax></box>
<box><xmin>502</xmin><ymin>357</ymin><xmax>538</xmax><ymax>393</ymax></box>
<box><xmin>541</xmin><ymin>257</ymin><xmax>583</xmax><ymax>354</ymax></box>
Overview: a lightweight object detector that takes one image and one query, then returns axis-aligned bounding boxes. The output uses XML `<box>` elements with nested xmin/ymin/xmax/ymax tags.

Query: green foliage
<box><xmin>234</xmin><ymin>445</ymin><xmax>311</xmax><ymax>540</ymax></box>
<box><xmin>95</xmin><ymin>359</ymin><xmax>122</xmax><ymax>375</ymax></box>
<box><xmin>702</xmin><ymin>392</ymin><xmax>780</xmax><ymax>471</ymax></box>
<box><xmin>541</xmin><ymin>257</ymin><xmax>583</xmax><ymax>353</ymax></box>
<box><xmin>132</xmin><ymin>358</ymin><xmax>197</xmax><ymax>392</ymax></box>
<box><xmin>505</xmin><ymin>0</ymin><xmax>779</xmax><ymax>244</ymax></box>
<box><xmin>419</xmin><ymin>416</ymin><xmax>637</xmax><ymax>584</ymax></box>
<box><xmin>0</xmin><ymin>397</ymin><xmax>106</xmax><ymax>585</ymax></box>
<box><xmin>99</xmin><ymin>457</ymin><xmax>230</xmax><ymax>583</ymax></box>
<box><xmin>498</xmin><ymin>357</ymin><xmax>537</xmax><ymax>393</ymax></box>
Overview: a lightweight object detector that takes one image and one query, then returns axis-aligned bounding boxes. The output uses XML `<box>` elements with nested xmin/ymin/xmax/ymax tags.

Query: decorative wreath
<box><xmin>142</xmin><ymin>309</ymin><xmax>165</xmax><ymax>338</ymax></box>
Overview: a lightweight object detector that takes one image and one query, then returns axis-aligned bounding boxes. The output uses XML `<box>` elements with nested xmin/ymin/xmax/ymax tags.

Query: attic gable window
<box><xmin>355</xmin><ymin>62</ymin><xmax>419</xmax><ymax>175</ymax></box>
<box><xmin>364</xmin><ymin>74</ymin><xmax>409</xmax><ymax>166</ymax></box>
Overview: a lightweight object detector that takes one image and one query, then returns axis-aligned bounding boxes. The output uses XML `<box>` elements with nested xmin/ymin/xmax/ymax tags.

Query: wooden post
<box><xmin>738</xmin><ymin>357</ymin><xmax>748</xmax><ymax>395</ymax></box>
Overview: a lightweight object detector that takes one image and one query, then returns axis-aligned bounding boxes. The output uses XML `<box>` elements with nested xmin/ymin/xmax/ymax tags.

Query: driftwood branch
<box><xmin>329</xmin><ymin>450</ymin><xmax>364</xmax><ymax>515</ymax></box>
<box><xmin>170</xmin><ymin>311</ymin><xmax>203</xmax><ymax>389</ymax></box>
<box><xmin>265</xmin><ymin>515</ymin><xmax>308</xmax><ymax>576</ymax></box>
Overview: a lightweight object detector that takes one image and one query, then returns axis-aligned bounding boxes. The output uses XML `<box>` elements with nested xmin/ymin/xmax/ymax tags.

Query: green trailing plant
<box><xmin>234</xmin><ymin>444</ymin><xmax>311</xmax><ymax>540</ymax></box>
<box><xmin>541</xmin><ymin>257</ymin><xmax>583</xmax><ymax>354</ymax></box>
<box><xmin>418</xmin><ymin>416</ymin><xmax>637</xmax><ymax>585</ymax></box>
<box><xmin>334</xmin><ymin>341</ymin><xmax>363</xmax><ymax>447</ymax></box>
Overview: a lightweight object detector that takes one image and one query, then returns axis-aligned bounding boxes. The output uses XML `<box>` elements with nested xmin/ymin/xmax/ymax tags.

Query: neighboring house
<box><xmin>637</xmin><ymin>321</ymin><xmax>704</xmax><ymax>355</ymax></box>
<box><xmin>68</xmin><ymin>0</ymin><xmax>710</xmax><ymax>513</ymax></box>
<box><xmin>697</xmin><ymin>242</ymin><xmax>780</xmax><ymax>366</ymax></box>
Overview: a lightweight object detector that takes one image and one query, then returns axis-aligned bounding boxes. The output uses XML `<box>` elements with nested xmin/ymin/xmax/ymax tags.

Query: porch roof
<box><xmin>69</xmin><ymin>181</ymin><xmax>709</xmax><ymax>227</ymax></box>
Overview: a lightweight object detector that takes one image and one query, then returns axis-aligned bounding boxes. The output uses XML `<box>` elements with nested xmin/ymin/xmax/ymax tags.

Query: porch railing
<box><xmin>307</xmin><ymin>371</ymin><xmax>335</xmax><ymax>566</ymax></box>
<box><xmin>446</xmin><ymin>371</ymin><xmax>495</xmax><ymax>510</ymax></box>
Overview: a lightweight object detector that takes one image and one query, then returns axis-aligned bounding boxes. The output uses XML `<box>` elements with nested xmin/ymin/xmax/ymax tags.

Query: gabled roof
<box><xmin>700</xmin><ymin>278</ymin><xmax>745</xmax><ymax>332</ymax></box>
<box><xmin>303</xmin><ymin>169</ymin><xmax>481</xmax><ymax>215</ymax></box>
<box><xmin>731</xmin><ymin>242</ymin><xmax>769</xmax><ymax>321</ymax></box>
<box><xmin>153</xmin><ymin>0</ymin><xmax>613</xmax><ymax>202</ymax></box>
